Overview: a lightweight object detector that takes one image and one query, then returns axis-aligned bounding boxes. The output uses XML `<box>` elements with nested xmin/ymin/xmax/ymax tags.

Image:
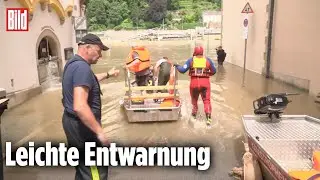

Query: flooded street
<box><xmin>2</xmin><ymin>37</ymin><xmax>320</xmax><ymax>179</ymax></box>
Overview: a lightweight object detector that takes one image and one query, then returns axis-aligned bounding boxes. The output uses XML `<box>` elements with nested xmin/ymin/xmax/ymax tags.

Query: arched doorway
<box><xmin>36</xmin><ymin>29</ymin><xmax>62</xmax><ymax>88</ymax></box>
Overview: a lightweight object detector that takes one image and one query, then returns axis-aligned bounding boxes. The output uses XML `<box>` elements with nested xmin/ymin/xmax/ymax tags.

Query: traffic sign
<box><xmin>74</xmin><ymin>16</ymin><xmax>87</xmax><ymax>30</ymax></box>
<box><xmin>243</xmin><ymin>19</ymin><xmax>248</xmax><ymax>27</ymax></box>
<box><xmin>241</xmin><ymin>2</ymin><xmax>254</xmax><ymax>13</ymax></box>
<box><xmin>243</xmin><ymin>14</ymin><xmax>249</xmax><ymax>39</ymax></box>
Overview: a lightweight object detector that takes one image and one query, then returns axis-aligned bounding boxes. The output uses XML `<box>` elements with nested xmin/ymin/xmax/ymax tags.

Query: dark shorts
<box><xmin>135</xmin><ymin>69</ymin><xmax>152</xmax><ymax>86</ymax></box>
<box><xmin>218</xmin><ymin>59</ymin><xmax>224</xmax><ymax>65</ymax></box>
<box><xmin>135</xmin><ymin>75</ymin><xmax>149</xmax><ymax>86</ymax></box>
<box><xmin>134</xmin><ymin>69</ymin><xmax>154</xmax><ymax>94</ymax></box>
<box><xmin>62</xmin><ymin>112</ymin><xmax>108</xmax><ymax>180</ymax></box>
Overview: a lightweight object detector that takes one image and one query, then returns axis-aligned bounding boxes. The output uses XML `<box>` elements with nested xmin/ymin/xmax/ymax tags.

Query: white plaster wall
<box><xmin>61</xmin><ymin>0</ymin><xmax>71</xmax><ymax>10</ymax></box>
<box><xmin>270</xmin><ymin>0</ymin><xmax>320</xmax><ymax>95</ymax></box>
<box><xmin>222</xmin><ymin>0</ymin><xmax>320</xmax><ymax>95</ymax></box>
<box><xmin>203</xmin><ymin>15</ymin><xmax>221</xmax><ymax>23</ymax></box>
<box><xmin>0</xmin><ymin>0</ymin><xmax>9</xmax><ymax>91</ymax></box>
<box><xmin>1</xmin><ymin>0</ymin><xmax>74</xmax><ymax>93</ymax></box>
<box><xmin>72</xmin><ymin>0</ymin><xmax>81</xmax><ymax>17</ymax></box>
<box><xmin>71</xmin><ymin>0</ymin><xmax>81</xmax><ymax>58</ymax></box>
<box><xmin>222</xmin><ymin>0</ymin><xmax>269</xmax><ymax>74</ymax></box>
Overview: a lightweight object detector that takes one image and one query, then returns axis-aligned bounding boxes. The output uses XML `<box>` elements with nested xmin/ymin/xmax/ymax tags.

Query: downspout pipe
<box><xmin>220</xmin><ymin>1</ymin><xmax>223</xmax><ymax>47</ymax></box>
<box><xmin>266</xmin><ymin>0</ymin><xmax>275</xmax><ymax>78</ymax></box>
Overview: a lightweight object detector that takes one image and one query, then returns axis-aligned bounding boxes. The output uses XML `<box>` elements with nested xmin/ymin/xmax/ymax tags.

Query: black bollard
<box><xmin>0</xmin><ymin>89</ymin><xmax>9</xmax><ymax>180</ymax></box>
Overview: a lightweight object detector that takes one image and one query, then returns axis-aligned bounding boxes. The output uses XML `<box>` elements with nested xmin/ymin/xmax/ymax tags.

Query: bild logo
<box><xmin>6</xmin><ymin>8</ymin><xmax>29</xmax><ymax>31</ymax></box>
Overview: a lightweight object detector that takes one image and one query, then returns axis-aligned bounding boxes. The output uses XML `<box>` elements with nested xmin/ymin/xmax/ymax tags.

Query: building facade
<box><xmin>202</xmin><ymin>11</ymin><xmax>221</xmax><ymax>29</ymax></box>
<box><xmin>222</xmin><ymin>0</ymin><xmax>320</xmax><ymax>96</ymax></box>
<box><xmin>0</xmin><ymin>0</ymin><xmax>86</xmax><ymax>108</ymax></box>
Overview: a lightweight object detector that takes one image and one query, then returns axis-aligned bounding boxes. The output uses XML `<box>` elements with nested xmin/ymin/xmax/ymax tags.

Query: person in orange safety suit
<box><xmin>124</xmin><ymin>46</ymin><xmax>154</xmax><ymax>94</ymax></box>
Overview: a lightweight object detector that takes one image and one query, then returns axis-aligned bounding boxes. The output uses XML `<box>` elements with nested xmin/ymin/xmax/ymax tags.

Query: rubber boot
<box><xmin>206</xmin><ymin>113</ymin><xmax>212</xmax><ymax>125</ymax></box>
<box><xmin>191</xmin><ymin>113</ymin><xmax>197</xmax><ymax>120</ymax></box>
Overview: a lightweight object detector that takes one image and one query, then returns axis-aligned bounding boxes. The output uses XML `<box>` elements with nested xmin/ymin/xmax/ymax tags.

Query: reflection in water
<box><xmin>99</xmin><ymin>80</ymin><xmax>242</xmax><ymax>145</ymax></box>
<box><xmin>215</xmin><ymin>65</ymin><xmax>226</xmax><ymax>84</ymax></box>
<box><xmin>2</xmin><ymin>38</ymin><xmax>320</xmax><ymax>179</ymax></box>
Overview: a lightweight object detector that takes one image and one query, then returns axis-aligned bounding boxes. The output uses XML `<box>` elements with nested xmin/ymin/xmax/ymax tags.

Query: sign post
<box><xmin>74</xmin><ymin>16</ymin><xmax>88</xmax><ymax>43</ymax></box>
<box><xmin>241</xmin><ymin>2</ymin><xmax>253</xmax><ymax>86</ymax></box>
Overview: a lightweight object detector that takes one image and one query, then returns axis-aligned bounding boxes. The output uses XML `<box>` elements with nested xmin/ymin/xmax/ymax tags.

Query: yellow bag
<box><xmin>313</xmin><ymin>151</ymin><xmax>320</xmax><ymax>171</ymax></box>
<box><xmin>288</xmin><ymin>169</ymin><xmax>320</xmax><ymax>180</ymax></box>
<box><xmin>288</xmin><ymin>151</ymin><xmax>320</xmax><ymax>180</ymax></box>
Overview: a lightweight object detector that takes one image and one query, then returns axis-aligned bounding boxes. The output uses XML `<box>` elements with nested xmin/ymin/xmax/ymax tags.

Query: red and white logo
<box><xmin>6</xmin><ymin>8</ymin><xmax>29</xmax><ymax>31</ymax></box>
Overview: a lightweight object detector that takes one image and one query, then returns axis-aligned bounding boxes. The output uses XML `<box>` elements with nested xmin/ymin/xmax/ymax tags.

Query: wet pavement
<box><xmin>2</xmin><ymin>38</ymin><xmax>320</xmax><ymax>179</ymax></box>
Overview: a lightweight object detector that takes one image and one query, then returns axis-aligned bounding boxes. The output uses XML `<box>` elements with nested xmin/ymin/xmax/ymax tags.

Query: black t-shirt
<box><xmin>62</xmin><ymin>54</ymin><xmax>102</xmax><ymax>122</ymax></box>
<box><xmin>159</xmin><ymin>61</ymin><xmax>171</xmax><ymax>76</ymax></box>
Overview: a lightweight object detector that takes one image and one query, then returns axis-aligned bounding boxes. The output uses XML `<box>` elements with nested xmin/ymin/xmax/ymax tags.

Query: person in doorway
<box><xmin>174</xmin><ymin>46</ymin><xmax>216</xmax><ymax>125</ymax></box>
<box><xmin>216</xmin><ymin>46</ymin><xmax>227</xmax><ymax>65</ymax></box>
<box><xmin>61</xmin><ymin>33</ymin><xmax>120</xmax><ymax>180</ymax></box>
<box><xmin>153</xmin><ymin>57</ymin><xmax>174</xmax><ymax>93</ymax></box>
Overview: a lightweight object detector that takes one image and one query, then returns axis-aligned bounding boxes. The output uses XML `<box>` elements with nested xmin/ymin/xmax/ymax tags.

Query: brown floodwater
<box><xmin>2</xmin><ymin>37</ymin><xmax>320</xmax><ymax>180</ymax></box>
